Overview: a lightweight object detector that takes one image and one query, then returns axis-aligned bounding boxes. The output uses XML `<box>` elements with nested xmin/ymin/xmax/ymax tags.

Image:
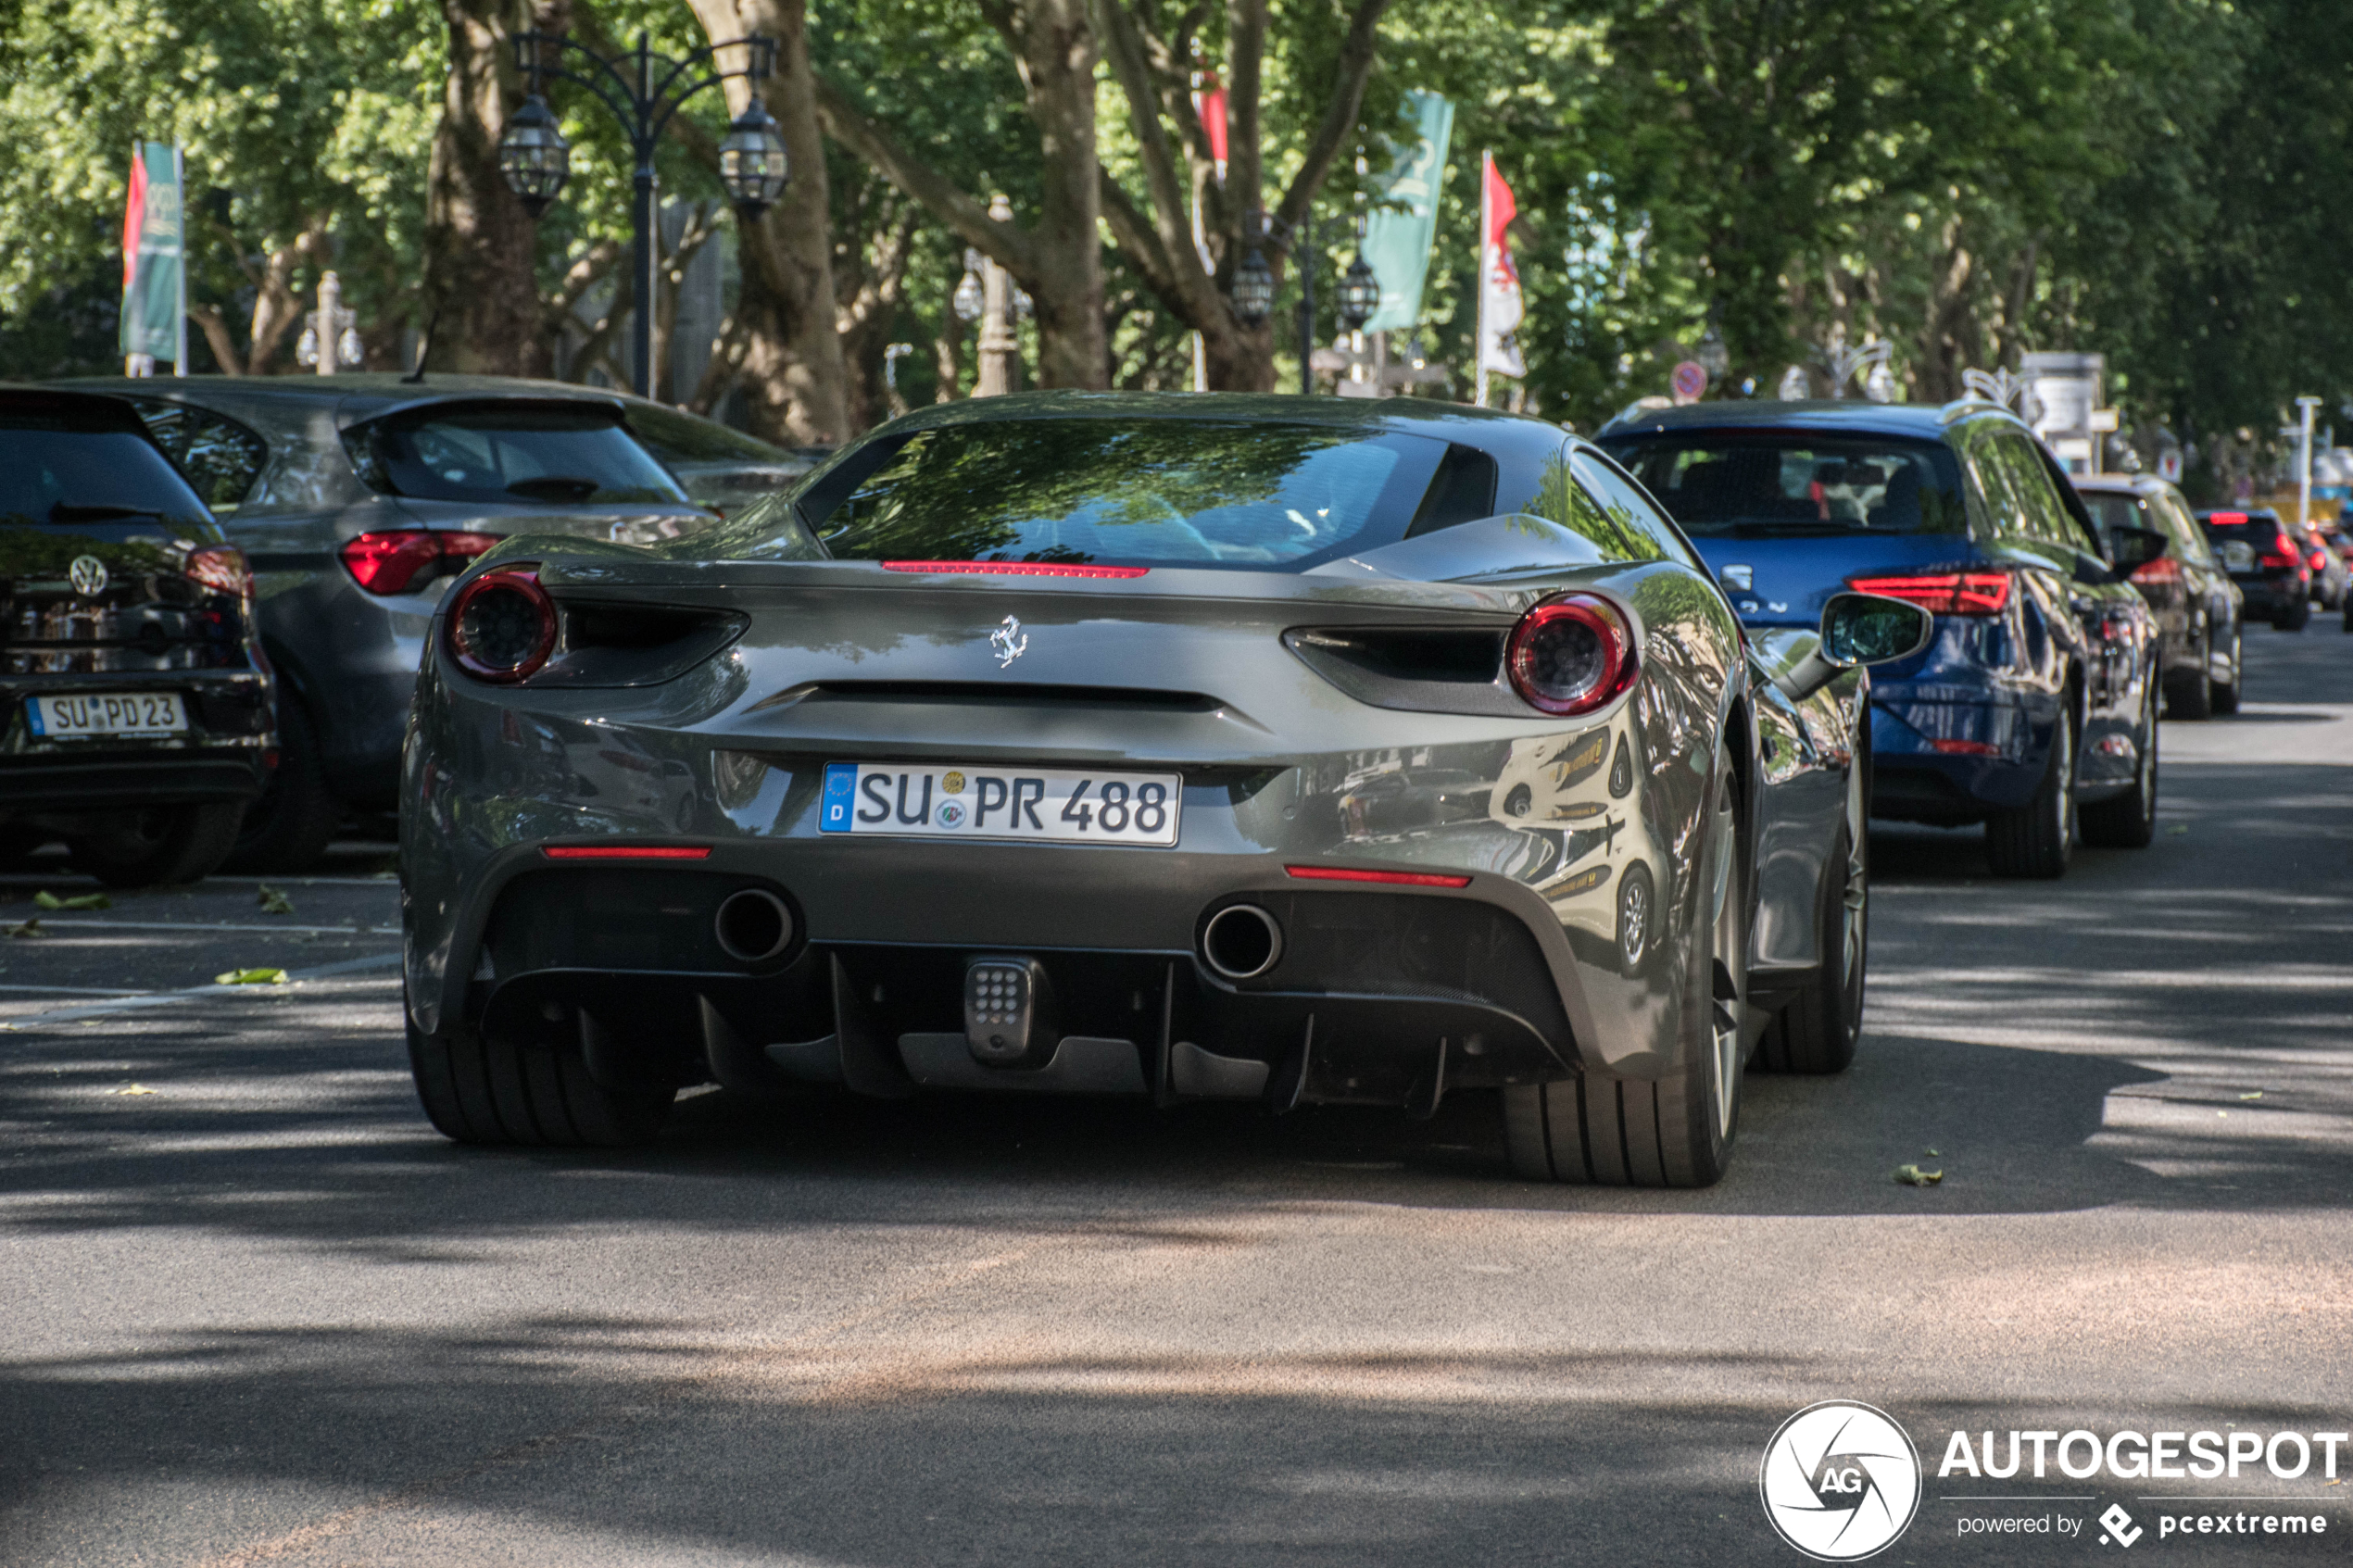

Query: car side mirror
<box><xmin>2106</xmin><ymin>525</ymin><xmax>2170</xmax><ymax>573</ymax></box>
<box><xmin>1772</xmin><ymin>592</ymin><xmax>1935</xmax><ymax>703</ymax></box>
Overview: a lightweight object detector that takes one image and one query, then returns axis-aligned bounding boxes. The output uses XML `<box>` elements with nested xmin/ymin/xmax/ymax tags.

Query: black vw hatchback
<box><xmin>0</xmin><ymin>388</ymin><xmax>273</xmax><ymax>884</ymax></box>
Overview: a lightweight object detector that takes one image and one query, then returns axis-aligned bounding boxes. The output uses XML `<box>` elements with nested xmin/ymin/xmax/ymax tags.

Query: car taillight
<box><xmin>1843</xmin><ymin>571</ymin><xmax>2011</xmax><ymax>615</ymax></box>
<box><xmin>184</xmin><ymin>544</ymin><xmax>252</xmax><ymax>601</ymax></box>
<box><xmin>340</xmin><ymin>529</ymin><xmax>506</xmax><ymax>595</ymax></box>
<box><xmin>2130</xmin><ymin>558</ymin><xmax>2183</xmax><ymax>585</ymax></box>
<box><xmin>446</xmin><ymin>565</ymin><xmax>557</xmax><ymax>683</ymax></box>
<box><xmin>1505</xmin><ymin>593</ymin><xmax>1639</xmax><ymax>716</ymax></box>
<box><xmin>2310</xmin><ymin>548</ymin><xmax>2329</xmax><ymax>571</ymax></box>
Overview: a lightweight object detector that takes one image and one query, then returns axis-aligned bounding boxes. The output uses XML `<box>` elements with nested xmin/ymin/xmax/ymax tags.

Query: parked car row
<box><xmin>1597</xmin><ymin>397</ymin><xmax>2211</xmax><ymax>879</ymax></box>
<box><xmin>1</xmin><ymin>374</ymin><xmax>809</xmax><ymax>884</ymax></box>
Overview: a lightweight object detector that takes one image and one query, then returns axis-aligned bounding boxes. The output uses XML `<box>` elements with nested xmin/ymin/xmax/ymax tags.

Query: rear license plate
<box><xmin>25</xmin><ymin>693</ymin><xmax>188</xmax><ymax>739</ymax></box>
<box><xmin>820</xmin><ymin>763</ymin><xmax>1181</xmax><ymax>847</ymax></box>
<box><xmin>2221</xmin><ymin>541</ymin><xmax>2256</xmax><ymax>571</ymax></box>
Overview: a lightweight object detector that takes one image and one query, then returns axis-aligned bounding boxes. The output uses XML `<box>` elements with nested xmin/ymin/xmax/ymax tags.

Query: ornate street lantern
<box><xmin>1337</xmin><ymin>253</ymin><xmax>1381</xmax><ymax>332</ymax></box>
<box><xmin>717</xmin><ymin>100</ymin><xmax>789</xmax><ymax>217</ymax></box>
<box><xmin>497</xmin><ymin>94</ymin><xmax>572</xmax><ymax>217</ymax></box>
<box><xmin>1232</xmin><ymin>248</ymin><xmax>1275</xmax><ymax>328</ymax></box>
<box><xmin>953</xmin><ymin>249</ymin><xmax>987</xmax><ymax>323</ymax></box>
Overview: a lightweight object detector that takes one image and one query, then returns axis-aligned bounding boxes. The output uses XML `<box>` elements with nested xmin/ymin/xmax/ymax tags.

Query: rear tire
<box><xmin>2081</xmin><ymin>688</ymin><xmax>2158</xmax><ymax>848</ymax></box>
<box><xmin>1758</xmin><ymin>818</ymin><xmax>1866</xmax><ymax>1075</ymax></box>
<box><xmin>1985</xmin><ymin>707</ymin><xmax>2075</xmax><ymax>879</ymax></box>
<box><xmin>408</xmin><ymin>1010</ymin><xmax>673</xmax><ymax>1148</ymax></box>
<box><xmin>1504</xmin><ymin>747</ymin><xmax>1747</xmax><ymax>1186</ymax></box>
<box><xmin>2279</xmin><ymin>597</ymin><xmax>2309</xmax><ymax>632</ymax></box>
<box><xmin>2211</xmin><ymin>625</ymin><xmax>2243</xmax><ymax>714</ymax></box>
<box><xmin>224</xmin><ymin>698</ymin><xmax>342</xmax><ymax>873</ymax></box>
<box><xmin>70</xmin><ymin>801</ymin><xmax>245</xmax><ymax>887</ymax></box>
<box><xmin>2166</xmin><ymin>641</ymin><xmax>2213</xmax><ymax>720</ymax></box>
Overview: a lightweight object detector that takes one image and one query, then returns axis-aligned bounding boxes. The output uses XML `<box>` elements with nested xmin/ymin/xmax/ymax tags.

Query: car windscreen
<box><xmin>770</xmin><ymin>419</ymin><xmax>1449</xmax><ymax>571</ymax></box>
<box><xmin>1599</xmin><ymin>433</ymin><xmax>1968</xmax><ymax>537</ymax></box>
<box><xmin>349</xmin><ymin>405</ymin><xmax>688</xmax><ymax>507</ymax></box>
<box><xmin>0</xmin><ymin>420</ymin><xmax>215</xmax><ymax>532</ymax></box>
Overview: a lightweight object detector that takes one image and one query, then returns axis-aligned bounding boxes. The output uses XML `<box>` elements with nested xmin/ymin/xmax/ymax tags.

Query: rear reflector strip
<box><xmin>541</xmin><ymin>846</ymin><xmax>712</xmax><ymax>861</ymax></box>
<box><xmin>1927</xmin><ymin>739</ymin><xmax>2000</xmax><ymax>756</ymax></box>
<box><xmin>1284</xmin><ymin>865</ymin><xmax>1472</xmax><ymax>888</ymax></box>
<box><xmin>881</xmin><ymin>560</ymin><xmax>1150</xmax><ymax>579</ymax></box>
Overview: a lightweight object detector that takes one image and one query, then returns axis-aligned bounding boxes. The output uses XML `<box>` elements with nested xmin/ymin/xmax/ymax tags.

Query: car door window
<box><xmin>2156</xmin><ymin>490</ymin><xmax>2211</xmax><ymax>564</ymax></box>
<box><xmin>1958</xmin><ymin>426</ymin><xmax>2032</xmax><ymax>546</ymax></box>
<box><xmin>1529</xmin><ymin>445</ymin><xmax>1700</xmax><ymax>568</ymax></box>
<box><xmin>130</xmin><ymin>400</ymin><xmax>269</xmax><ymax>512</ymax></box>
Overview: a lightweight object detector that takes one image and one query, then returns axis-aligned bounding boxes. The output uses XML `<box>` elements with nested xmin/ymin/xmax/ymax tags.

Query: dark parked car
<box><xmin>1600</xmin><ymin>401</ymin><xmax>2164</xmax><ymax>878</ymax></box>
<box><xmin>2072</xmin><ymin>472</ymin><xmax>2244</xmax><ymax>717</ymax></box>
<box><xmin>2196</xmin><ymin>508</ymin><xmax>2310</xmax><ymax>630</ymax></box>
<box><xmin>55</xmin><ymin>374</ymin><xmax>758</xmax><ymax>871</ymax></box>
<box><xmin>0</xmin><ymin>388</ymin><xmax>273</xmax><ymax>884</ymax></box>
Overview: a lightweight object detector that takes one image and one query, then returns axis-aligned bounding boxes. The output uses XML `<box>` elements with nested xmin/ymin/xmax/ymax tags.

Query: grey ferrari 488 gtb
<box><xmin>399</xmin><ymin>394</ymin><xmax>1929</xmax><ymax>1186</ymax></box>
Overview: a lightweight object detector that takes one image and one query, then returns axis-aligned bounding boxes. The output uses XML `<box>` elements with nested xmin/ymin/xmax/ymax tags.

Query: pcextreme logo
<box><xmin>1760</xmin><ymin>1401</ymin><xmax>1923</xmax><ymax>1561</ymax></box>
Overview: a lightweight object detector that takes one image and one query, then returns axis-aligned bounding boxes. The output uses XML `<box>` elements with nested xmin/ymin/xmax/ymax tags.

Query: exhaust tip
<box><xmin>1202</xmin><ymin>903</ymin><xmax>1283</xmax><ymax>981</ymax></box>
<box><xmin>714</xmin><ymin>888</ymin><xmax>794</xmax><ymax>963</ymax></box>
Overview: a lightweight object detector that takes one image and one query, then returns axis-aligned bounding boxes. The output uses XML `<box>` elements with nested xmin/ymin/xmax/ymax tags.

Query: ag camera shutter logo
<box><xmin>1759</xmin><ymin>1400</ymin><xmax>1922</xmax><ymax>1561</ymax></box>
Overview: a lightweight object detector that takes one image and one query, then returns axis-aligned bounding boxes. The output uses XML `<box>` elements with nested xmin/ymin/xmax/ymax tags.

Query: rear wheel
<box><xmin>1504</xmin><ymin>747</ymin><xmax>1748</xmax><ymax>1186</ymax></box>
<box><xmin>2081</xmin><ymin>686</ymin><xmax>2159</xmax><ymax>848</ymax></box>
<box><xmin>70</xmin><ymin>801</ymin><xmax>244</xmax><ymax>887</ymax></box>
<box><xmin>2211</xmin><ymin>624</ymin><xmax>2243</xmax><ymax>714</ymax></box>
<box><xmin>2167</xmin><ymin>633</ymin><xmax>2213</xmax><ymax>720</ymax></box>
<box><xmin>408</xmin><ymin>1008</ymin><xmax>673</xmax><ymax>1148</ymax></box>
<box><xmin>224</xmin><ymin>698</ymin><xmax>343</xmax><ymax>873</ymax></box>
<box><xmin>1757</xmin><ymin>761</ymin><xmax>1867</xmax><ymax>1074</ymax></box>
<box><xmin>2279</xmin><ymin>596</ymin><xmax>2310</xmax><ymax>632</ymax></box>
<box><xmin>1985</xmin><ymin>707</ymin><xmax>2075</xmax><ymax>879</ymax></box>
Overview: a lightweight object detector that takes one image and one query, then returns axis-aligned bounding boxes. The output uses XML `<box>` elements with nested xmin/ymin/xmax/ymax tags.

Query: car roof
<box><xmin>2070</xmin><ymin>472</ymin><xmax>2172</xmax><ymax>497</ymax></box>
<box><xmin>1594</xmin><ymin>397</ymin><xmax>2019</xmax><ymax>443</ymax></box>
<box><xmin>869</xmin><ymin>389</ymin><xmax>1572</xmax><ymax>463</ymax></box>
<box><xmin>48</xmin><ymin>373</ymin><xmax>788</xmax><ymax>458</ymax></box>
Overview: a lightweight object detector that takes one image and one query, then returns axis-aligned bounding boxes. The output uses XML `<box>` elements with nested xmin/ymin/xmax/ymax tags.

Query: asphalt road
<box><xmin>2</xmin><ymin>623</ymin><xmax>2349</xmax><ymax>1566</ymax></box>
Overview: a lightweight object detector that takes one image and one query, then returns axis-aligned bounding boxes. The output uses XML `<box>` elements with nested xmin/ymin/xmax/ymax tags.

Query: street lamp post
<box><xmin>2296</xmin><ymin>395</ymin><xmax>2322</xmax><ymax>528</ymax></box>
<box><xmin>498</xmin><ymin>31</ymin><xmax>787</xmax><ymax>399</ymax></box>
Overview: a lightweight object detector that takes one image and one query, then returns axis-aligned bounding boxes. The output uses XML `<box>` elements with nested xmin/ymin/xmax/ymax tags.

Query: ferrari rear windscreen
<box><xmin>782</xmin><ymin>420</ymin><xmax>1452</xmax><ymax>571</ymax></box>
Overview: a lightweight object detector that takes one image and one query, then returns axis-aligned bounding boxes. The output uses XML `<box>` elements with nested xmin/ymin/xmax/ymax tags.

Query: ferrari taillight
<box><xmin>1505</xmin><ymin>594</ymin><xmax>1638</xmax><ymax>716</ymax></box>
<box><xmin>446</xmin><ymin>565</ymin><xmax>557</xmax><ymax>683</ymax></box>
<box><xmin>1843</xmin><ymin>571</ymin><xmax>2011</xmax><ymax>615</ymax></box>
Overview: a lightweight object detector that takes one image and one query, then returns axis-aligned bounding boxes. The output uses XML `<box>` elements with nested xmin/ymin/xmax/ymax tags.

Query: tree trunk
<box><xmin>421</xmin><ymin>0</ymin><xmax>554</xmax><ymax>376</ymax></box>
<box><xmin>685</xmin><ymin>0</ymin><xmax>852</xmax><ymax>445</ymax></box>
<box><xmin>984</xmin><ymin>0</ymin><xmax>1106</xmax><ymax>388</ymax></box>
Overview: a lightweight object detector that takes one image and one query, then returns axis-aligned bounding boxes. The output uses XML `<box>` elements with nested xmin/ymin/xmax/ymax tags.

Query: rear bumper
<box><xmin>1867</xmin><ymin>697</ymin><xmax>2046</xmax><ymax>822</ymax></box>
<box><xmin>0</xmin><ymin>752</ymin><xmax>268</xmax><ymax>811</ymax></box>
<box><xmin>2229</xmin><ymin>572</ymin><xmax>2302</xmax><ymax>616</ymax></box>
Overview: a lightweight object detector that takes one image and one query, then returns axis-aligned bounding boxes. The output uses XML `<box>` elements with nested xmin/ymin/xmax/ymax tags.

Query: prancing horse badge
<box><xmin>989</xmin><ymin>614</ymin><xmax>1028</xmax><ymax>668</ymax></box>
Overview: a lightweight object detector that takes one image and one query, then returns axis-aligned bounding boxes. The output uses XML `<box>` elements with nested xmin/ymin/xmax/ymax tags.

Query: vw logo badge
<box><xmin>1758</xmin><ymin>1400</ymin><xmax>1920</xmax><ymax>1560</ymax></box>
<box><xmin>68</xmin><ymin>556</ymin><xmax>109</xmax><ymax>597</ymax></box>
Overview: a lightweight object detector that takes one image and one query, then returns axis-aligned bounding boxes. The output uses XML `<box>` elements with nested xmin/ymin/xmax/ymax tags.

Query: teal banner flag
<box><xmin>1360</xmin><ymin>91</ymin><xmax>1453</xmax><ymax>334</ymax></box>
<box><xmin>120</xmin><ymin>142</ymin><xmax>184</xmax><ymax>362</ymax></box>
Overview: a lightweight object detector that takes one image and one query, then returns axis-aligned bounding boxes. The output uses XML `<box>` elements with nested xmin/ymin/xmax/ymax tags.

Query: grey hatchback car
<box><xmin>54</xmin><ymin>374</ymin><xmax>786</xmax><ymax>869</ymax></box>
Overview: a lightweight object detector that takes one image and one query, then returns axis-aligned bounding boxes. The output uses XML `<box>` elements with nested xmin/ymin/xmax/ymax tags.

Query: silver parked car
<box><xmin>57</xmin><ymin>374</ymin><xmax>802</xmax><ymax>870</ymax></box>
<box><xmin>398</xmin><ymin>393</ymin><xmax>1931</xmax><ymax>1186</ymax></box>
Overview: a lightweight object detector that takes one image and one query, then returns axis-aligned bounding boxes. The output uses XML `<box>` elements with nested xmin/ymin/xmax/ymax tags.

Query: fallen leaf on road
<box><xmin>33</xmin><ymin>891</ymin><xmax>109</xmax><ymax>910</ymax></box>
<box><xmin>2164</xmin><ymin>824</ymin><xmax>2189</xmax><ymax>835</ymax></box>
<box><xmin>111</xmin><ymin>1084</ymin><xmax>157</xmax><ymax>1096</ymax></box>
<box><xmin>256</xmin><ymin>886</ymin><xmax>296</xmax><ymax>915</ymax></box>
<box><xmin>7</xmin><ymin>919</ymin><xmax>44</xmax><ymax>938</ymax></box>
<box><xmin>1925</xmin><ymin>1148</ymin><xmax>1941</xmax><ymax>1156</ymax></box>
<box><xmin>213</xmin><ymin>967</ymin><xmax>289</xmax><ymax>985</ymax></box>
<box><xmin>1893</xmin><ymin>1163</ymin><xmax>1944</xmax><ymax>1186</ymax></box>
<box><xmin>2238</xmin><ymin>1091</ymin><xmax>2262</xmax><ymax>1100</ymax></box>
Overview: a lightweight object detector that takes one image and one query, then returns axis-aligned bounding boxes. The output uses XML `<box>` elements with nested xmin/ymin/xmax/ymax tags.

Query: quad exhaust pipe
<box><xmin>1201</xmin><ymin>903</ymin><xmax>1283</xmax><ymax>980</ymax></box>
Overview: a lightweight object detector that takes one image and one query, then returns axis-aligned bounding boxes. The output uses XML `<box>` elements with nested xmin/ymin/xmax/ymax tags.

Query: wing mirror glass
<box><xmin>1820</xmin><ymin>591</ymin><xmax>1934</xmax><ymax>667</ymax></box>
<box><xmin>1772</xmin><ymin>591</ymin><xmax>1933</xmax><ymax>702</ymax></box>
<box><xmin>2105</xmin><ymin>524</ymin><xmax>2170</xmax><ymax>573</ymax></box>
